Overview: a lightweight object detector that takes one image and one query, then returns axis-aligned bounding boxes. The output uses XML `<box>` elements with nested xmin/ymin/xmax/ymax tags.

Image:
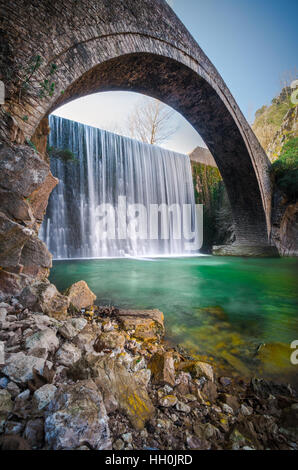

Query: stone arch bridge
<box><xmin>0</xmin><ymin>0</ymin><xmax>277</xmax><ymax>295</ymax></box>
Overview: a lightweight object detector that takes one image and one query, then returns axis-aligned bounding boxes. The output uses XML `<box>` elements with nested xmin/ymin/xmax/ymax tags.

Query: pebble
<box><xmin>176</xmin><ymin>401</ymin><xmax>191</xmax><ymax>413</ymax></box>
<box><xmin>122</xmin><ymin>432</ymin><xmax>133</xmax><ymax>443</ymax></box>
<box><xmin>219</xmin><ymin>377</ymin><xmax>232</xmax><ymax>387</ymax></box>
<box><xmin>113</xmin><ymin>439</ymin><xmax>124</xmax><ymax>450</ymax></box>
<box><xmin>0</xmin><ymin>377</ymin><xmax>9</xmax><ymax>389</ymax></box>
<box><xmin>222</xmin><ymin>403</ymin><xmax>234</xmax><ymax>415</ymax></box>
<box><xmin>159</xmin><ymin>395</ymin><xmax>178</xmax><ymax>408</ymax></box>
<box><xmin>6</xmin><ymin>381</ymin><xmax>21</xmax><ymax>397</ymax></box>
<box><xmin>240</xmin><ymin>404</ymin><xmax>252</xmax><ymax>416</ymax></box>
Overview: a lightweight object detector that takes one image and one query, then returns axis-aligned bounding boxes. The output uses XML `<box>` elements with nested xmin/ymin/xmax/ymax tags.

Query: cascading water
<box><xmin>40</xmin><ymin>115</ymin><xmax>198</xmax><ymax>259</ymax></box>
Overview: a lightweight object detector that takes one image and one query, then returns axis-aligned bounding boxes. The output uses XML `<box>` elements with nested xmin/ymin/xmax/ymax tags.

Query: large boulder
<box><xmin>94</xmin><ymin>331</ymin><xmax>126</xmax><ymax>352</ymax></box>
<box><xmin>73</xmin><ymin>323</ymin><xmax>101</xmax><ymax>353</ymax></box>
<box><xmin>69</xmin><ymin>355</ymin><xmax>155</xmax><ymax>431</ymax></box>
<box><xmin>177</xmin><ymin>360</ymin><xmax>214</xmax><ymax>382</ymax></box>
<box><xmin>58</xmin><ymin>318</ymin><xmax>88</xmax><ymax>340</ymax></box>
<box><xmin>65</xmin><ymin>281</ymin><xmax>96</xmax><ymax>311</ymax></box>
<box><xmin>2</xmin><ymin>352</ymin><xmax>52</xmax><ymax>385</ymax></box>
<box><xmin>115</xmin><ymin>309</ymin><xmax>165</xmax><ymax>342</ymax></box>
<box><xmin>148</xmin><ymin>352</ymin><xmax>176</xmax><ymax>387</ymax></box>
<box><xmin>55</xmin><ymin>343</ymin><xmax>82</xmax><ymax>367</ymax></box>
<box><xmin>33</xmin><ymin>384</ymin><xmax>57</xmax><ymax>411</ymax></box>
<box><xmin>44</xmin><ymin>379</ymin><xmax>111</xmax><ymax>450</ymax></box>
<box><xmin>25</xmin><ymin>328</ymin><xmax>59</xmax><ymax>355</ymax></box>
<box><xmin>19</xmin><ymin>281</ymin><xmax>69</xmax><ymax>319</ymax></box>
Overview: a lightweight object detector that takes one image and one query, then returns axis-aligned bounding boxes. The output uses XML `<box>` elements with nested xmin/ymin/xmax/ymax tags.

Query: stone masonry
<box><xmin>0</xmin><ymin>0</ymin><xmax>278</xmax><ymax>293</ymax></box>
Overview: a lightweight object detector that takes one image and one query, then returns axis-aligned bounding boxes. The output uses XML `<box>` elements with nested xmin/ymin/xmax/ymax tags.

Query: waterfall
<box><xmin>40</xmin><ymin>115</ymin><xmax>198</xmax><ymax>259</ymax></box>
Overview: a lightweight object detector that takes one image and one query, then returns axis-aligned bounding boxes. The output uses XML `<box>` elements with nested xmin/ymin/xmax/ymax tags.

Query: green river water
<box><xmin>50</xmin><ymin>256</ymin><xmax>298</xmax><ymax>386</ymax></box>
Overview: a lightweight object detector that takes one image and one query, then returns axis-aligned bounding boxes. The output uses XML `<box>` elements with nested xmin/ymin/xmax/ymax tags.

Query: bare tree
<box><xmin>126</xmin><ymin>98</ymin><xmax>178</xmax><ymax>145</ymax></box>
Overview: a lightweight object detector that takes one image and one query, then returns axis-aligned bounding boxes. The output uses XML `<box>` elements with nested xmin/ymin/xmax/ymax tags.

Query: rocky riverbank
<box><xmin>0</xmin><ymin>280</ymin><xmax>297</xmax><ymax>451</ymax></box>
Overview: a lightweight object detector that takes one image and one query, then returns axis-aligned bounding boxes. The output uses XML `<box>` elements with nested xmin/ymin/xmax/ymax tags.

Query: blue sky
<box><xmin>54</xmin><ymin>0</ymin><xmax>297</xmax><ymax>153</ymax></box>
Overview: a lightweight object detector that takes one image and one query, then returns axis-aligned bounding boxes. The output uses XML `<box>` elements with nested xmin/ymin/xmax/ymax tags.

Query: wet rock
<box><xmin>116</xmin><ymin>309</ymin><xmax>165</xmax><ymax>342</ymax></box>
<box><xmin>256</xmin><ymin>342</ymin><xmax>294</xmax><ymax>378</ymax></box>
<box><xmin>24</xmin><ymin>418</ymin><xmax>44</xmax><ymax>449</ymax></box>
<box><xmin>148</xmin><ymin>352</ymin><xmax>176</xmax><ymax>387</ymax></box>
<box><xmin>2</xmin><ymin>352</ymin><xmax>51</xmax><ymax>384</ymax></box>
<box><xmin>25</xmin><ymin>328</ymin><xmax>59</xmax><ymax>355</ymax></box>
<box><xmin>177</xmin><ymin>360</ymin><xmax>214</xmax><ymax>382</ymax></box>
<box><xmin>0</xmin><ymin>389</ymin><xmax>13</xmax><ymax>432</ymax></box>
<box><xmin>251</xmin><ymin>378</ymin><xmax>293</xmax><ymax>400</ymax></box>
<box><xmin>159</xmin><ymin>395</ymin><xmax>178</xmax><ymax>408</ymax></box>
<box><xmin>45</xmin><ymin>379</ymin><xmax>111</xmax><ymax>450</ymax></box>
<box><xmin>33</xmin><ymin>384</ymin><xmax>57</xmax><ymax>410</ymax></box>
<box><xmin>55</xmin><ymin>343</ymin><xmax>81</xmax><ymax>367</ymax></box>
<box><xmin>65</xmin><ymin>281</ymin><xmax>96</xmax><ymax>311</ymax></box>
<box><xmin>58</xmin><ymin>318</ymin><xmax>87</xmax><ymax>340</ymax></box>
<box><xmin>94</xmin><ymin>331</ymin><xmax>126</xmax><ymax>352</ymax></box>
<box><xmin>19</xmin><ymin>281</ymin><xmax>69</xmax><ymax>320</ymax></box>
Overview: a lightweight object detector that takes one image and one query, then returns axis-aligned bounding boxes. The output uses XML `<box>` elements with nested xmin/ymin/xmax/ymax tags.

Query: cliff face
<box><xmin>267</xmin><ymin>106</ymin><xmax>298</xmax><ymax>162</ymax></box>
<box><xmin>271</xmin><ymin>190</ymin><xmax>298</xmax><ymax>256</ymax></box>
<box><xmin>252</xmin><ymin>85</ymin><xmax>298</xmax><ymax>256</ymax></box>
<box><xmin>252</xmin><ymin>87</ymin><xmax>296</xmax><ymax>160</ymax></box>
<box><xmin>191</xmin><ymin>161</ymin><xmax>235</xmax><ymax>252</ymax></box>
<box><xmin>269</xmin><ymin>114</ymin><xmax>298</xmax><ymax>256</ymax></box>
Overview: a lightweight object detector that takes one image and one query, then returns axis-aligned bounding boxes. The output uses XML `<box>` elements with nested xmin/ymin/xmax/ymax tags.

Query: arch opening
<box><xmin>41</xmin><ymin>52</ymin><xmax>270</xmax><ymax>247</ymax></box>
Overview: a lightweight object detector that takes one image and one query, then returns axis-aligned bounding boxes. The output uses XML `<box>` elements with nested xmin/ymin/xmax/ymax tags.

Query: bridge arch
<box><xmin>0</xmin><ymin>0</ymin><xmax>277</xmax><ymax>293</ymax></box>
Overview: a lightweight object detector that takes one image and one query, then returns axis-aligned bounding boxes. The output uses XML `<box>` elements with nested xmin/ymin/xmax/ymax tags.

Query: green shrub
<box><xmin>271</xmin><ymin>138</ymin><xmax>298</xmax><ymax>200</ymax></box>
<box><xmin>47</xmin><ymin>145</ymin><xmax>77</xmax><ymax>163</ymax></box>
